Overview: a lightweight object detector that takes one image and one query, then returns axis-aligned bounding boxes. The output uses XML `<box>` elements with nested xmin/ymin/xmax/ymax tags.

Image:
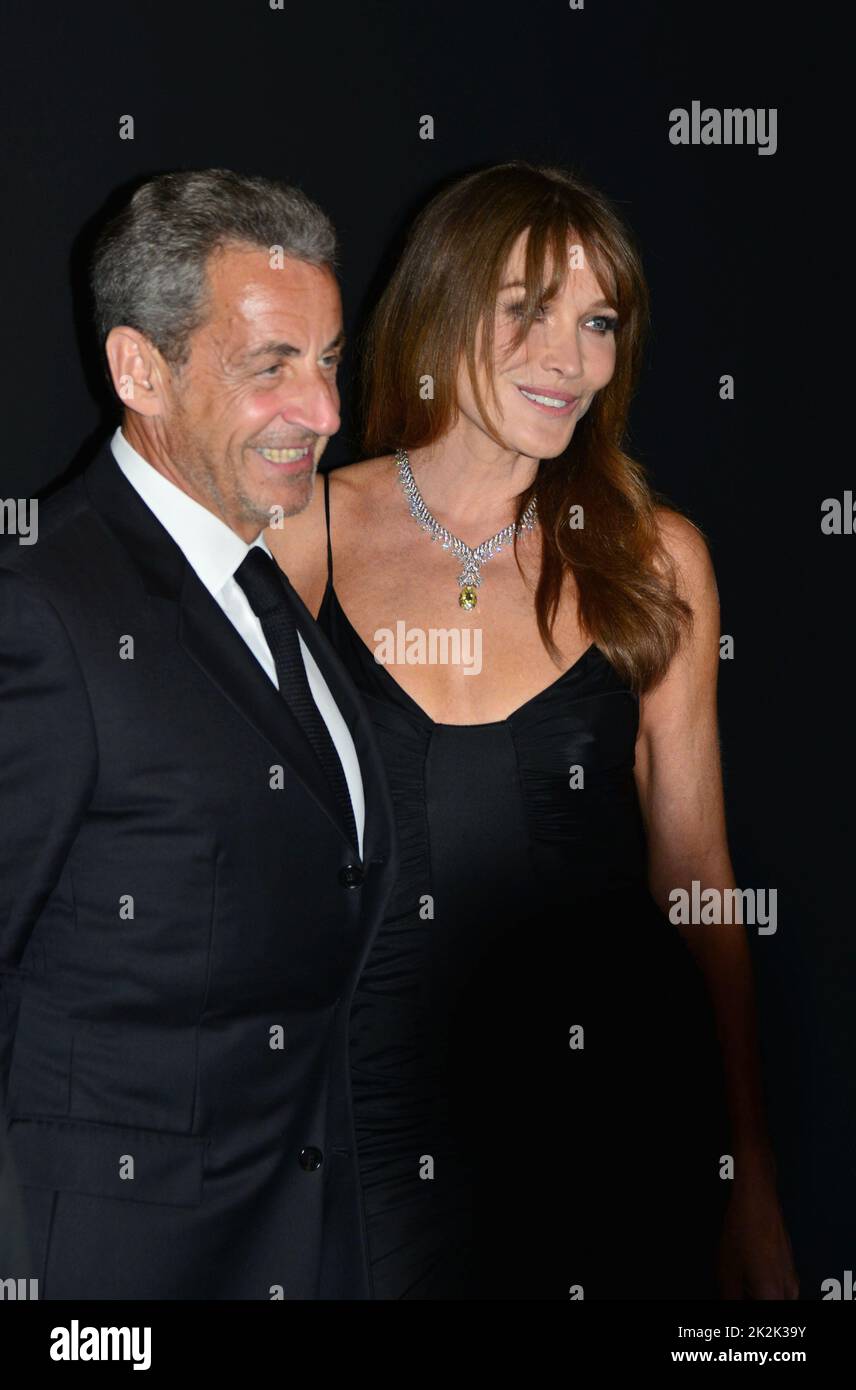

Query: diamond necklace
<box><xmin>395</xmin><ymin>446</ymin><xmax>538</xmax><ymax>611</ymax></box>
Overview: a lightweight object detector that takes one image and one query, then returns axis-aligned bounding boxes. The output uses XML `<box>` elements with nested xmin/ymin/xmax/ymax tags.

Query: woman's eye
<box><xmin>586</xmin><ymin>315</ymin><xmax>619</xmax><ymax>334</ymax></box>
<box><xmin>504</xmin><ymin>300</ymin><xmax>547</xmax><ymax>321</ymax></box>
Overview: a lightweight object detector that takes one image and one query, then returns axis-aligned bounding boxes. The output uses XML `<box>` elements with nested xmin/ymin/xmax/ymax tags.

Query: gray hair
<box><xmin>91</xmin><ymin>168</ymin><xmax>337</xmax><ymax>368</ymax></box>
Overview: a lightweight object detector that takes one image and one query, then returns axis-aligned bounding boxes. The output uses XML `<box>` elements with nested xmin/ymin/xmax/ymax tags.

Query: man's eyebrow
<box><xmin>243</xmin><ymin>340</ymin><xmax>300</xmax><ymax>361</ymax></box>
<box><xmin>242</xmin><ymin>330</ymin><xmax>346</xmax><ymax>362</ymax></box>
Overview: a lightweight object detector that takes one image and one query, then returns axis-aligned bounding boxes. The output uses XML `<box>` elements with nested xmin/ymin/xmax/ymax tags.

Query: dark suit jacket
<box><xmin>0</xmin><ymin>442</ymin><xmax>399</xmax><ymax>1299</ymax></box>
<box><xmin>0</xmin><ymin>1103</ymin><xmax>32</xmax><ymax>1290</ymax></box>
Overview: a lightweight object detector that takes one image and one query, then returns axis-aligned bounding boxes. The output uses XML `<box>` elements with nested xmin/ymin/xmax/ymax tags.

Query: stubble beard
<box><xmin>168</xmin><ymin>390</ymin><xmax>320</xmax><ymax>532</ymax></box>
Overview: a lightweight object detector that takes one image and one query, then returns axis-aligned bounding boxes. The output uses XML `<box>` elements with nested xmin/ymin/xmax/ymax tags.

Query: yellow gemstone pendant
<box><xmin>459</xmin><ymin>585</ymin><xmax>478</xmax><ymax>611</ymax></box>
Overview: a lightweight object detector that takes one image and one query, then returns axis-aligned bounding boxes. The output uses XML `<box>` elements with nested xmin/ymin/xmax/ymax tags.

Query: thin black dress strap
<box><xmin>322</xmin><ymin>468</ymin><xmax>334</xmax><ymax>584</ymax></box>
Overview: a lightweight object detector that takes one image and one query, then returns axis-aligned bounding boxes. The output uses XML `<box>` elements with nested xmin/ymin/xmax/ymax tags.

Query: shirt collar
<box><xmin>110</xmin><ymin>427</ymin><xmax>271</xmax><ymax>598</ymax></box>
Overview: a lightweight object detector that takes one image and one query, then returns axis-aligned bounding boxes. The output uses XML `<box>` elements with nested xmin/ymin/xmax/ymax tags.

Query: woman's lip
<box><xmin>515</xmin><ymin>386</ymin><xmax>579</xmax><ymax>415</ymax></box>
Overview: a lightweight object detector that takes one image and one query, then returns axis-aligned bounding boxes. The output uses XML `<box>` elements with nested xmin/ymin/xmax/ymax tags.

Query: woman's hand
<box><xmin>716</xmin><ymin>1157</ymin><xmax>800</xmax><ymax>1299</ymax></box>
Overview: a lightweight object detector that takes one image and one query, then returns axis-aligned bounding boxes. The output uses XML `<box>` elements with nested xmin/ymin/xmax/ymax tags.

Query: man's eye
<box><xmin>321</xmin><ymin>354</ymin><xmax>341</xmax><ymax>369</ymax></box>
<box><xmin>258</xmin><ymin>364</ymin><xmax>281</xmax><ymax>377</ymax></box>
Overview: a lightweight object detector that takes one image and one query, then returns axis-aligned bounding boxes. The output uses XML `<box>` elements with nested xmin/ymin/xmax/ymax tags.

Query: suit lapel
<box><xmin>176</xmin><ymin>568</ymin><xmax>358</xmax><ymax>851</ymax></box>
<box><xmin>83</xmin><ymin>443</ymin><xmax>390</xmax><ymax>864</ymax></box>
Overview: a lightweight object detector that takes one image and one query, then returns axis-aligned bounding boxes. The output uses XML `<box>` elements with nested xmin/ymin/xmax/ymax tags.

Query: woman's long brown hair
<box><xmin>360</xmin><ymin>161</ymin><xmax>695</xmax><ymax>694</ymax></box>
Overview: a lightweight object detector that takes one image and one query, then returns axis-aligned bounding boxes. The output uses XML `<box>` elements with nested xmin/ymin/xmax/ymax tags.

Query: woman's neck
<box><xmin>405</xmin><ymin>429</ymin><xmax>539</xmax><ymax>540</ymax></box>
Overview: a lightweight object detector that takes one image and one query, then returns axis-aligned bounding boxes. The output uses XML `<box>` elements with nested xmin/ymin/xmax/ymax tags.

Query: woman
<box><xmin>268</xmin><ymin>162</ymin><xmax>799</xmax><ymax>1300</ymax></box>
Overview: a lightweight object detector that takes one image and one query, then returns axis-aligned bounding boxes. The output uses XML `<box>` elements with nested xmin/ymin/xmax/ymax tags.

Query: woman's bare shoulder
<box><xmin>652</xmin><ymin>505</ymin><xmax>716</xmax><ymax>605</ymax></box>
<box><xmin>327</xmin><ymin>454</ymin><xmax>395</xmax><ymax>515</ymax></box>
<box><xmin>264</xmin><ymin>454</ymin><xmax>395</xmax><ymax>611</ymax></box>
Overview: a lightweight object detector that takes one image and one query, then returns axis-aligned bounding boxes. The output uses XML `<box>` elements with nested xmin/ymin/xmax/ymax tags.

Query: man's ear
<box><xmin>104</xmin><ymin>327</ymin><xmax>171</xmax><ymax>416</ymax></box>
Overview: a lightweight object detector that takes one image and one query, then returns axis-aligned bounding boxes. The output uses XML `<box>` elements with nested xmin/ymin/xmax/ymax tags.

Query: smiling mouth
<box><xmin>516</xmin><ymin>386</ymin><xmax>579</xmax><ymax>413</ymax></box>
<box><xmin>254</xmin><ymin>446</ymin><xmax>313</xmax><ymax>463</ymax></box>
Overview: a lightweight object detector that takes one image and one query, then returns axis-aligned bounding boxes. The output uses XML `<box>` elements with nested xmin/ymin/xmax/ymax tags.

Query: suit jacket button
<box><xmin>338</xmin><ymin>863</ymin><xmax>364</xmax><ymax>889</ymax></box>
<box><xmin>298</xmin><ymin>1146</ymin><xmax>323</xmax><ymax>1172</ymax></box>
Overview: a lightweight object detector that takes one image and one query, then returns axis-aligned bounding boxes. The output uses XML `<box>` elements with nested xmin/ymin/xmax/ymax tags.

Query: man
<box><xmin>0</xmin><ymin>169</ymin><xmax>398</xmax><ymax>1299</ymax></box>
<box><xmin>0</xmin><ymin>1121</ymin><xmax>31</xmax><ymax>1293</ymax></box>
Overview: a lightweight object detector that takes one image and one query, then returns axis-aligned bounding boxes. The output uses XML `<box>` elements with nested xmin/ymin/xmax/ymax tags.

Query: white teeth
<box><xmin>257</xmin><ymin>447</ymin><xmax>310</xmax><ymax>462</ymax></box>
<box><xmin>519</xmin><ymin>389</ymin><xmax>570</xmax><ymax>408</ymax></box>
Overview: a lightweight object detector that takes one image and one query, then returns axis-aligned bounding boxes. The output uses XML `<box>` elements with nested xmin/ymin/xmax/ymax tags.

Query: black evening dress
<box><xmin>318</xmin><ymin>470</ymin><xmax>730</xmax><ymax>1300</ymax></box>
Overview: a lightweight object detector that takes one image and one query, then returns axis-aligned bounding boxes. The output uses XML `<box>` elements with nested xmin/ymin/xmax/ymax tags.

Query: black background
<box><xmin>0</xmin><ymin>0</ymin><xmax>849</xmax><ymax>1297</ymax></box>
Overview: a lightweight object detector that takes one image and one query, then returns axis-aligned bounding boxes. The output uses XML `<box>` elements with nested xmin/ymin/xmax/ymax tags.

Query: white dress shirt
<box><xmin>110</xmin><ymin>427</ymin><xmax>365</xmax><ymax>859</ymax></box>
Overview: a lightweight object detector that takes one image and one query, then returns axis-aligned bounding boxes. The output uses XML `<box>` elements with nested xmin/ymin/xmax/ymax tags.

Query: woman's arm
<box><xmin>634</xmin><ymin>511</ymin><xmax>769</xmax><ymax>1161</ymax></box>
<box><xmin>633</xmin><ymin>510</ymin><xmax>799</xmax><ymax>1298</ymax></box>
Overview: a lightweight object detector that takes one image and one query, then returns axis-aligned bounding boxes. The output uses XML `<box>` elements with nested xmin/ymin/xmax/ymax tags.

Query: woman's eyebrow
<box><xmin>497</xmin><ymin>282</ymin><xmax>616</xmax><ymax>312</ymax></box>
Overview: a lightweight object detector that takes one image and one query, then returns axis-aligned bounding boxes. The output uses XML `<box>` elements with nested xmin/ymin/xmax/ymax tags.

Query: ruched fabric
<box><xmin>319</xmin><ymin>577</ymin><xmax>729</xmax><ymax>1300</ymax></box>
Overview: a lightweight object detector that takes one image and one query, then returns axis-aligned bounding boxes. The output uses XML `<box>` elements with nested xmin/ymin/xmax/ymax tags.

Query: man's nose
<box><xmin>279</xmin><ymin>375</ymin><xmax>341</xmax><ymax>439</ymax></box>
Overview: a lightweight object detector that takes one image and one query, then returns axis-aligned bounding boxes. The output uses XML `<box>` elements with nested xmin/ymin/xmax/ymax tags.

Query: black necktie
<box><xmin>234</xmin><ymin>547</ymin><xmax>359</xmax><ymax>853</ymax></box>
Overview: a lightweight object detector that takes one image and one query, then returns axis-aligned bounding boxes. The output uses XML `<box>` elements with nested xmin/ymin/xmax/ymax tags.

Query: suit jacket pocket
<box><xmin>6</xmin><ymin>1116</ymin><xmax>209</xmax><ymax>1208</ymax></box>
